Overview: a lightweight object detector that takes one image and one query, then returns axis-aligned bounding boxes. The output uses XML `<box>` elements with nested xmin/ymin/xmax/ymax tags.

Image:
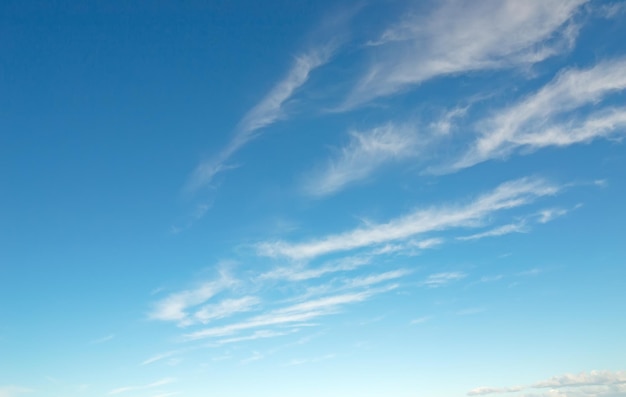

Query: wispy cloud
<box><xmin>186</xmin><ymin>45</ymin><xmax>336</xmax><ymax>193</ymax></box>
<box><xmin>457</xmin><ymin>222</ymin><xmax>528</xmax><ymax>241</ymax></box>
<box><xmin>109</xmin><ymin>378</ymin><xmax>176</xmax><ymax>395</ymax></box>
<box><xmin>532</xmin><ymin>370</ymin><xmax>626</xmax><ymax>388</ymax></box>
<box><xmin>343</xmin><ymin>269</ymin><xmax>411</xmax><ymax>289</ymax></box>
<box><xmin>458</xmin><ymin>204</ymin><xmax>575</xmax><ymax>240</ymax></box>
<box><xmin>194</xmin><ymin>296</ymin><xmax>260</xmax><ymax>325</ymax></box>
<box><xmin>419</xmin><ymin>272</ymin><xmax>466</xmax><ymax>288</ymax></box>
<box><xmin>454</xmin><ymin>58</ymin><xmax>626</xmax><ymax>171</ymax></box>
<box><xmin>468</xmin><ymin>370</ymin><xmax>626</xmax><ymax>396</ymax></box>
<box><xmin>302</xmin><ymin>123</ymin><xmax>420</xmax><ymax>197</ymax></box>
<box><xmin>183</xmin><ymin>286</ymin><xmax>396</xmax><ymax>341</ymax></box>
<box><xmin>258</xmin><ymin>177</ymin><xmax>560</xmax><ymax>260</ymax></box>
<box><xmin>372</xmin><ymin>237</ymin><xmax>445</xmax><ymax>256</ymax></box>
<box><xmin>259</xmin><ymin>256</ymin><xmax>371</xmax><ymax>282</ymax></box>
<box><xmin>141</xmin><ymin>351</ymin><xmax>179</xmax><ymax>366</ymax></box>
<box><xmin>217</xmin><ymin>329</ymin><xmax>293</xmax><ymax>345</ymax></box>
<box><xmin>537</xmin><ymin>207</ymin><xmax>572</xmax><ymax>223</ymax></box>
<box><xmin>344</xmin><ymin>0</ymin><xmax>586</xmax><ymax>108</ymax></box>
<box><xmin>149</xmin><ymin>268</ymin><xmax>236</xmax><ymax>325</ymax></box>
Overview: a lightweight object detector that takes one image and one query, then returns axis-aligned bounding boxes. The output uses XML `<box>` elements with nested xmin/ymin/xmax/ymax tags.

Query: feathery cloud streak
<box><xmin>258</xmin><ymin>177</ymin><xmax>560</xmax><ymax>260</ymax></box>
<box><xmin>457</xmin><ymin>222</ymin><xmax>528</xmax><ymax>241</ymax></box>
<box><xmin>259</xmin><ymin>256</ymin><xmax>371</xmax><ymax>282</ymax></box>
<box><xmin>149</xmin><ymin>269</ymin><xmax>237</xmax><ymax>325</ymax></box>
<box><xmin>302</xmin><ymin>123</ymin><xmax>420</xmax><ymax>196</ymax></box>
<box><xmin>187</xmin><ymin>46</ymin><xmax>335</xmax><ymax>192</ymax></box>
<box><xmin>194</xmin><ymin>296</ymin><xmax>260</xmax><ymax>325</ymax></box>
<box><xmin>419</xmin><ymin>272</ymin><xmax>466</xmax><ymax>287</ymax></box>
<box><xmin>183</xmin><ymin>285</ymin><xmax>396</xmax><ymax>341</ymax></box>
<box><xmin>455</xmin><ymin>58</ymin><xmax>626</xmax><ymax>170</ymax></box>
<box><xmin>343</xmin><ymin>0</ymin><xmax>586</xmax><ymax>108</ymax></box>
<box><xmin>185</xmin><ymin>288</ymin><xmax>389</xmax><ymax>340</ymax></box>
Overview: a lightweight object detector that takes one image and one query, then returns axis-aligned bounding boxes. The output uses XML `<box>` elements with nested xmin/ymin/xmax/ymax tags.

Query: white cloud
<box><xmin>109</xmin><ymin>378</ymin><xmax>176</xmax><ymax>395</ymax></box>
<box><xmin>187</xmin><ymin>45</ymin><xmax>335</xmax><ymax>192</ymax></box>
<box><xmin>343</xmin><ymin>269</ymin><xmax>411</xmax><ymax>289</ymax></box>
<box><xmin>183</xmin><ymin>286</ymin><xmax>396</xmax><ymax>341</ymax></box>
<box><xmin>344</xmin><ymin>0</ymin><xmax>586</xmax><ymax>108</ymax></box>
<box><xmin>596</xmin><ymin>2</ymin><xmax>626</xmax><ymax>19</ymax></box>
<box><xmin>414</xmin><ymin>238</ymin><xmax>445</xmax><ymax>249</ymax></box>
<box><xmin>302</xmin><ymin>123</ymin><xmax>420</xmax><ymax>197</ymax></box>
<box><xmin>194</xmin><ymin>296</ymin><xmax>260</xmax><ymax>325</ymax></box>
<box><xmin>533</xmin><ymin>371</ymin><xmax>626</xmax><ymax>389</ymax></box>
<box><xmin>141</xmin><ymin>351</ymin><xmax>179</xmax><ymax>366</ymax></box>
<box><xmin>258</xmin><ymin>177</ymin><xmax>560</xmax><ymax>260</ymax></box>
<box><xmin>149</xmin><ymin>269</ymin><xmax>236</xmax><ymax>325</ymax></box>
<box><xmin>457</xmin><ymin>222</ymin><xmax>528</xmax><ymax>241</ymax></box>
<box><xmin>468</xmin><ymin>370</ymin><xmax>626</xmax><ymax>396</ymax></box>
<box><xmin>429</xmin><ymin>106</ymin><xmax>469</xmax><ymax>136</ymax></box>
<box><xmin>454</xmin><ymin>58</ymin><xmax>626</xmax><ymax>170</ymax></box>
<box><xmin>372</xmin><ymin>237</ymin><xmax>445</xmax><ymax>256</ymax></box>
<box><xmin>259</xmin><ymin>256</ymin><xmax>371</xmax><ymax>282</ymax></box>
<box><xmin>237</xmin><ymin>48</ymin><xmax>335</xmax><ymax>135</ymax></box>
<box><xmin>537</xmin><ymin>207</ymin><xmax>570</xmax><ymax>223</ymax></box>
<box><xmin>217</xmin><ymin>329</ymin><xmax>293</xmax><ymax>345</ymax></box>
<box><xmin>419</xmin><ymin>272</ymin><xmax>466</xmax><ymax>288</ymax></box>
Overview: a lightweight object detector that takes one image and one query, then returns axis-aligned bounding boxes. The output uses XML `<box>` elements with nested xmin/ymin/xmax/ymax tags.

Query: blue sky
<box><xmin>1</xmin><ymin>1</ymin><xmax>626</xmax><ymax>396</ymax></box>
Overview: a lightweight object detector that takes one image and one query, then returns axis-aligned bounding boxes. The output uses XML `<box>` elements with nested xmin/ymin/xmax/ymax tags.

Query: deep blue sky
<box><xmin>2</xmin><ymin>1</ymin><xmax>626</xmax><ymax>396</ymax></box>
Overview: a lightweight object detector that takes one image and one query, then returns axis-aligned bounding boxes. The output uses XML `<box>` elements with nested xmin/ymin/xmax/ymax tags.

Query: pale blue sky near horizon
<box><xmin>1</xmin><ymin>1</ymin><xmax>626</xmax><ymax>396</ymax></box>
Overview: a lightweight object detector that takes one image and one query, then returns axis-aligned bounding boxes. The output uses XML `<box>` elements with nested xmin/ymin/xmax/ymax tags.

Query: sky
<box><xmin>1</xmin><ymin>0</ymin><xmax>626</xmax><ymax>396</ymax></box>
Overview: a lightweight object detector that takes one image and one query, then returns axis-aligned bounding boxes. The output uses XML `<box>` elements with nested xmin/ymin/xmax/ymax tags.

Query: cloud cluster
<box><xmin>154</xmin><ymin>1</ymin><xmax>625</xmax><ymax>386</ymax></box>
<box><xmin>468</xmin><ymin>370</ymin><xmax>626</xmax><ymax>396</ymax></box>
<box><xmin>150</xmin><ymin>176</ymin><xmax>570</xmax><ymax>354</ymax></box>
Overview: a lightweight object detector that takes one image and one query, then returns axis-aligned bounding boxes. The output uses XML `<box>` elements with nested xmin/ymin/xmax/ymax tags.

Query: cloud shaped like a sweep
<box><xmin>452</xmin><ymin>57</ymin><xmax>626</xmax><ymax>171</ymax></box>
<box><xmin>186</xmin><ymin>45</ymin><xmax>335</xmax><ymax>193</ymax></box>
<box><xmin>259</xmin><ymin>177</ymin><xmax>560</xmax><ymax>260</ymax></box>
<box><xmin>302</xmin><ymin>123</ymin><xmax>420</xmax><ymax>197</ymax></box>
<box><xmin>343</xmin><ymin>0</ymin><xmax>586</xmax><ymax>109</ymax></box>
